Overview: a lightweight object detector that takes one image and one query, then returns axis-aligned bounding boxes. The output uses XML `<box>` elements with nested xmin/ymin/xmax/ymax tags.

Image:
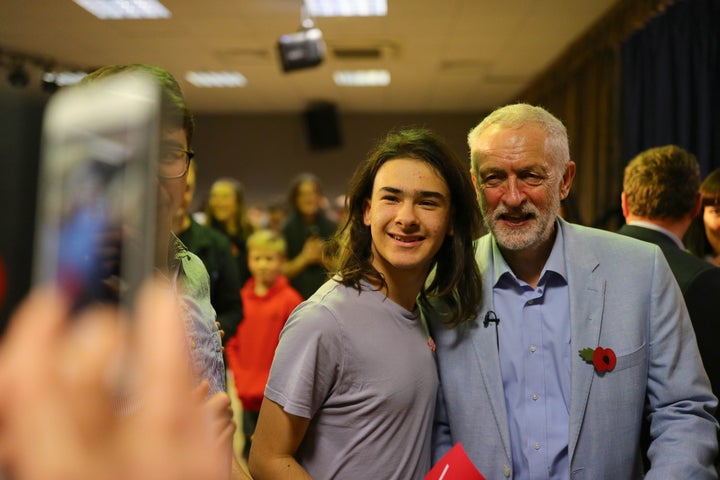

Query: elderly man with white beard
<box><xmin>427</xmin><ymin>103</ymin><xmax>718</xmax><ymax>480</ymax></box>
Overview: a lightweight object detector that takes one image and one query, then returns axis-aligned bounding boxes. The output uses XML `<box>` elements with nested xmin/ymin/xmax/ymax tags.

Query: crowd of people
<box><xmin>0</xmin><ymin>65</ymin><xmax>718</xmax><ymax>479</ymax></box>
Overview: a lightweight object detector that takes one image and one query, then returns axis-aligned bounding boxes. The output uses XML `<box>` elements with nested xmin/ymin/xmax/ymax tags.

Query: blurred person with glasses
<box><xmin>158</xmin><ymin>143</ymin><xmax>194</xmax><ymax>179</ymax></box>
<box><xmin>79</xmin><ymin>64</ymin><xmax>251</xmax><ymax>477</ymax></box>
<box><xmin>0</xmin><ymin>64</ymin><xmax>256</xmax><ymax>480</ymax></box>
<box><xmin>79</xmin><ymin>66</ymin><xmax>227</xmax><ymax>402</ymax></box>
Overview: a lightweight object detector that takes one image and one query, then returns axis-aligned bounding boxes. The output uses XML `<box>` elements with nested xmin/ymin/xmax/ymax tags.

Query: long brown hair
<box><xmin>332</xmin><ymin>128</ymin><xmax>483</xmax><ymax>327</ymax></box>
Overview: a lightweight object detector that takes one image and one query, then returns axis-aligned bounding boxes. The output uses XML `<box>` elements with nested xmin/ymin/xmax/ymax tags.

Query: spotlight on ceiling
<box><xmin>8</xmin><ymin>64</ymin><xmax>30</xmax><ymax>88</ymax></box>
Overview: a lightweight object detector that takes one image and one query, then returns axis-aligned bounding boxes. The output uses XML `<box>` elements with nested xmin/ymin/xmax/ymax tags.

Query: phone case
<box><xmin>33</xmin><ymin>71</ymin><xmax>162</xmax><ymax>312</ymax></box>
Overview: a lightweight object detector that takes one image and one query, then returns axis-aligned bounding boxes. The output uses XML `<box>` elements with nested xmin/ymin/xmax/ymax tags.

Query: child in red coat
<box><xmin>225</xmin><ymin>229</ymin><xmax>303</xmax><ymax>459</ymax></box>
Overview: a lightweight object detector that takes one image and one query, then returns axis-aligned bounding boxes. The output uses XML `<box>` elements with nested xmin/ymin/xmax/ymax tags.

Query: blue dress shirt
<box><xmin>491</xmin><ymin>223</ymin><xmax>571</xmax><ymax>480</ymax></box>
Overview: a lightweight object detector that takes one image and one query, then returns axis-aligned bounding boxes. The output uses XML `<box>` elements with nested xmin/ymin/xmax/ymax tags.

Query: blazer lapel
<box><xmin>562</xmin><ymin>222</ymin><xmax>606</xmax><ymax>461</ymax></box>
<box><xmin>471</xmin><ymin>235</ymin><xmax>513</xmax><ymax>460</ymax></box>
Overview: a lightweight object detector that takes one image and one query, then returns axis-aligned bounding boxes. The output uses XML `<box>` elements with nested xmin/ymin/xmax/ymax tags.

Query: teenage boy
<box><xmin>248</xmin><ymin>128</ymin><xmax>484</xmax><ymax>479</ymax></box>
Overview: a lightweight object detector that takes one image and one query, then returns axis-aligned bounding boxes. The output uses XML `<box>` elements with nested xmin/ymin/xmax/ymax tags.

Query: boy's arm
<box><xmin>247</xmin><ymin>398</ymin><xmax>312</xmax><ymax>479</ymax></box>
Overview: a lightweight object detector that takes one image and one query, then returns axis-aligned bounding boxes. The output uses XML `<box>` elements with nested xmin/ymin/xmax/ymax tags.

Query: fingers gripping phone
<box><xmin>33</xmin><ymin>72</ymin><xmax>162</xmax><ymax>313</ymax></box>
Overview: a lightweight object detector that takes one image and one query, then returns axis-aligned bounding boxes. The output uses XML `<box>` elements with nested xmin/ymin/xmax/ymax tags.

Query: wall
<box><xmin>191</xmin><ymin>111</ymin><xmax>485</xmax><ymax>212</ymax></box>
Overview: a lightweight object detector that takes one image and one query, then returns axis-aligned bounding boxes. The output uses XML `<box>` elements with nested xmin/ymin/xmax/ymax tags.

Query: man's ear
<box><xmin>560</xmin><ymin>161</ymin><xmax>576</xmax><ymax>200</ymax></box>
<box><xmin>470</xmin><ymin>168</ymin><xmax>482</xmax><ymax>204</ymax></box>
<box><xmin>690</xmin><ymin>193</ymin><xmax>703</xmax><ymax>218</ymax></box>
<box><xmin>363</xmin><ymin>198</ymin><xmax>372</xmax><ymax>227</ymax></box>
<box><xmin>621</xmin><ymin>192</ymin><xmax>630</xmax><ymax>219</ymax></box>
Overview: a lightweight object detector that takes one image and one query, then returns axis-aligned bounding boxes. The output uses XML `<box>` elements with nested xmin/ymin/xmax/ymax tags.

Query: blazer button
<box><xmin>503</xmin><ymin>464</ymin><xmax>511</xmax><ymax>477</ymax></box>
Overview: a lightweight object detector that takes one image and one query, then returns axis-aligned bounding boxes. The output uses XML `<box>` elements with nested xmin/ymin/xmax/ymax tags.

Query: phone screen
<box><xmin>34</xmin><ymin>72</ymin><xmax>161</xmax><ymax>313</ymax></box>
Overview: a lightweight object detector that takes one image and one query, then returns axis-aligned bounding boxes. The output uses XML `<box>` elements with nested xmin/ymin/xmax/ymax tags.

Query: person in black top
<box><xmin>205</xmin><ymin>177</ymin><xmax>254</xmax><ymax>288</ymax></box>
<box><xmin>281</xmin><ymin>173</ymin><xmax>337</xmax><ymax>299</ymax></box>
<box><xmin>173</xmin><ymin>161</ymin><xmax>243</xmax><ymax>341</ymax></box>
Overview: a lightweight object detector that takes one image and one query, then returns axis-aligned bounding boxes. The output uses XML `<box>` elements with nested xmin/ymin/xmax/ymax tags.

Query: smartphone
<box><xmin>33</xmin><ymin>72</ymin><xmax>162</xmax><ymax>313</ymax></box>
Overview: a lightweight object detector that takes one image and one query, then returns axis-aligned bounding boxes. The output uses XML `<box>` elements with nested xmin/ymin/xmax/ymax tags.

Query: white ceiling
<box><xmin>1</xmin><ymin>0</ymin><xmax>618</xmax><ymax>114</ymax></box>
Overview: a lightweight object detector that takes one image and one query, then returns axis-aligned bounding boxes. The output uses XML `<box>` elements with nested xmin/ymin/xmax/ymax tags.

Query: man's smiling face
<box><xmin>472</xmin><ymin>123</ymin><xmax>571</xmax><ymax>252</ymax></box>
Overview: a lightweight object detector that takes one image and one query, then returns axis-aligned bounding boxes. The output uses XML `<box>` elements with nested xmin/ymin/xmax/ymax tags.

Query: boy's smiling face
<box><xmin>363</xmin><ymin>157</ymin><xmax>452</xmax><ymax>281</ymax></box>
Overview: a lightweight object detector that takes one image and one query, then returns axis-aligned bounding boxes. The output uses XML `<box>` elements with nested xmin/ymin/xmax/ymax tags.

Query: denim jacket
<box><xmin>173</xmin><ymin>237</ymin><xmax>226</xmax><ymax>395</ymax></box>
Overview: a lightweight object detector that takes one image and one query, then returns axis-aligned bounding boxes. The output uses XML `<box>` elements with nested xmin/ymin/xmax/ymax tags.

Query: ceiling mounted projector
<box><xmin>277</xmin><ymin>27</ymin><xmax>326</xmax><ymax>73</ymax></box>
<box><xmin>277</xmin><ymin>3</ymin><xmax>325</xmax><ymax>73</ymax></box>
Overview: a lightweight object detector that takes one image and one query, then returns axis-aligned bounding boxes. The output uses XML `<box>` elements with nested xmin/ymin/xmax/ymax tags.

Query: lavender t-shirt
<box><xmin>265</xmin><ymin>278</ymin><xmax>438</xmax><ymax>479</ymax></box>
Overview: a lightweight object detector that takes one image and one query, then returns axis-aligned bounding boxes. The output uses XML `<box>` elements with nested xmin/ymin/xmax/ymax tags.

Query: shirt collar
<box><xmin>626</xmin><ymin>220</ymin><xmax>685</xmax><ymax>249</ymax></box>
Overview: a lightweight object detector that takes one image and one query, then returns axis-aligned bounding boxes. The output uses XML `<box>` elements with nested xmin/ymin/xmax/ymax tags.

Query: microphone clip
<box><xmin>483</xmin><ymin>310</ymin><xmax>500</xmax><ymax>328</ymax></box>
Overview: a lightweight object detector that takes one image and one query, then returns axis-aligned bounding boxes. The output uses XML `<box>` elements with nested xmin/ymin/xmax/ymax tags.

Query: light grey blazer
<box><xmin>429</xmin><ymin>219</ymin><xmax>718</xmax><ymax>479</ymax></box>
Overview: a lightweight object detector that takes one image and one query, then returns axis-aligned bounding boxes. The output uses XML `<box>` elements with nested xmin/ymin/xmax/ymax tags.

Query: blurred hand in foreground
<box><xmin>0</xmin><ymin>280</ymin><xmax>233</xmax><ymax>480</ymax></box>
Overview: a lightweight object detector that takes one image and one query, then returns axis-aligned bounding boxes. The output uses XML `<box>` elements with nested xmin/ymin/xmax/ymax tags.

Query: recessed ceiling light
<box><xmin>73</xmin><ymin>0</ymin><xmax>171</xmax><ymax>19</ymax></box>
<box><xmin>306</xmin><ymin>0</ymin><xmax>387</xmax><ymax>17</ymax></box>
<box><xmin>333</xmin><ymin>70</ymin><xmax>390</xmax><ymax>87</ymax></box>
<box><xmin>185</xmin><ymin>71</ymin><xmax>248</xmax><ymax>88</ymax></box>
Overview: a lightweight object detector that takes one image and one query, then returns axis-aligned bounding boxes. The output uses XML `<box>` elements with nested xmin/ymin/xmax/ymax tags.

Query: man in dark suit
<box><xmin>619</xmin><ymin>145</ymin><xmax>720</xmax><ymax>433</ymax></box>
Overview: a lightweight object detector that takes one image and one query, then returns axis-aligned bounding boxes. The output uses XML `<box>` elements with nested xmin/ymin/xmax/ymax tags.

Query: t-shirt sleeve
<box><xmin>264</xmin><ymin>301</ymin><xmax>343</xmax><ymax>419</ymax></box>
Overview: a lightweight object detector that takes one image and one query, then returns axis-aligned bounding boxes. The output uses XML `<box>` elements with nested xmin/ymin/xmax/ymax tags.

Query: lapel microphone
<box><xmin>483</xmin><ymin>310</ymin><xmax>500</xmax><ymax>328</ymax></box>
<box><xmin>483</xmin><ymin>310</ymin><xmax>500</xmax><ymax>352</ymax></box>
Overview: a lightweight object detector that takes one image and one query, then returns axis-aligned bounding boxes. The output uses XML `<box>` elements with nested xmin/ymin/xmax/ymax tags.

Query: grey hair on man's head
<box><xmin>468</xmin><ymin>103</ymin><xmax>569</xmax><ymax>176</ymax></box>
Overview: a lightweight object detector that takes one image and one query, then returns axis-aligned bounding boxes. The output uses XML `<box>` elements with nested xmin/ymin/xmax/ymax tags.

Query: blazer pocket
<box><xmin>571</xmin><ymin>467</ymin><xmax>585</xmax><ymax>479</ymax></box>
<box><xmin>612</xmin><ymin>343</ymin><xmax>646</xmax><ymax>372</ymax></box>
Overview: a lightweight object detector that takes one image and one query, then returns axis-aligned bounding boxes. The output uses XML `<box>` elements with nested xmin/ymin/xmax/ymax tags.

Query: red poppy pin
<box><xmin>579</xmin><ymin>346</ymin><xmax>616</xmax><ymax>373</ymax></box>
<box><xmin>427</xmin><ymin>337</ymin><xmax>436</xmax><ymax>353</ymax></box>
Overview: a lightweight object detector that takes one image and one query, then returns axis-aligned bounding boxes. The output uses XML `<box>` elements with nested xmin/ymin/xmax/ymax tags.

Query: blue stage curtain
<box><xmin>621</xmin><ymin>0</ymin><xmax>720</xmax><ymax>177</ymax></box>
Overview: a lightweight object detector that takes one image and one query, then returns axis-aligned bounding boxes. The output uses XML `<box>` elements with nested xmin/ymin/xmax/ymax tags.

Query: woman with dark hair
<box><xmin>205</xmin><ymin>177</ymin><xmax>255</xmax><ymax>286</ymax></box>
<box><xmin>280</xmin><ymin>173</ymin><xmax>338</xmax><ymax>299</ymax></box>
<box><xmin>249</xmin><ymin>128</ymin><xmax>483</xmax><ymax>479</ymax></box>
<box><xmin>685</xmin><ymin>168</ymin><xmax>720</xmax><ymax>266</ymax></box>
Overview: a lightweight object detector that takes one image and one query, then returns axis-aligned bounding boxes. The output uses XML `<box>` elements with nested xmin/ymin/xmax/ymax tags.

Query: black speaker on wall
<box><xmin>303</xmin><ymin>101</ymin><xmax>342</xmax><ymax>150</ymax></box>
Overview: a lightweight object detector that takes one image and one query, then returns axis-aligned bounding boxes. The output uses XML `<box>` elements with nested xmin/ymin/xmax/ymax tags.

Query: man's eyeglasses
<box><xmin>158</xmin><ymin>146</ymin><xmax>194</xmax><ymax>179</ymax></box>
